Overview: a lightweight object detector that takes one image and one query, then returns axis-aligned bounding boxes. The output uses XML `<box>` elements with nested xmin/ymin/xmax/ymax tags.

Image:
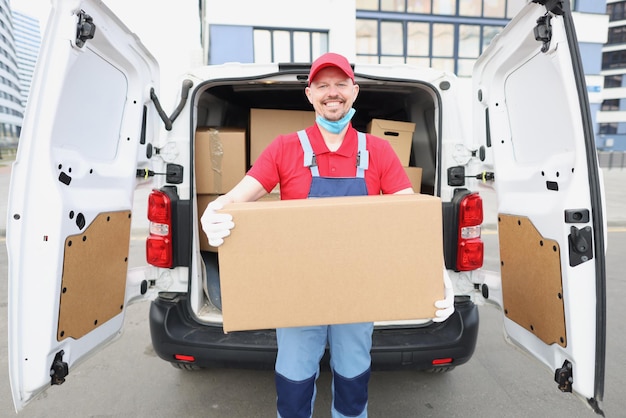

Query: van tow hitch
<box><xmin>50</xmin><ymin>350</ymin><xmax>69</xmax><ymax>385</ymax></box>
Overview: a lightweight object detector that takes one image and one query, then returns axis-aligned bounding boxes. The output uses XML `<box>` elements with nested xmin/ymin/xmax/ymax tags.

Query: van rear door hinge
<box><xmin>534</xmin><ymin>14</ymin><xmax>553</xmax><ymax>53</ymax></box>
<box><xmin>76</xmin><ymin>11</ymin><xmax>96</xmax><ymax>48</ymax></box>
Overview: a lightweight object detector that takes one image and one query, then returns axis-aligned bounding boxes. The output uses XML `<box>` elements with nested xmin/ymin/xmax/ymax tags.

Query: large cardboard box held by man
<box><xmin>217</xmin><ymin>194</ymin><xmax>443</xmax><ymax>332</ymax></box>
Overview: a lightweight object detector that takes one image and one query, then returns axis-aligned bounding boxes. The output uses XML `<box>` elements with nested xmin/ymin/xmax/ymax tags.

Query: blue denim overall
<box><xmin>275</xmin><ymin>130</ymin><xmax>374</xmax><ymax>418</ymax></box>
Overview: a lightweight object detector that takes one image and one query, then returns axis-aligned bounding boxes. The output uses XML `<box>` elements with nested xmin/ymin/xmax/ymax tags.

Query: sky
<box><xmin>10</xmin><ymin>0</ymin><xmax>202</xmax><ymax>108</ymax></box>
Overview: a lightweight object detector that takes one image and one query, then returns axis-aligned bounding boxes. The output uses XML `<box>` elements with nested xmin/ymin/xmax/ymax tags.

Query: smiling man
<box><xmin>201</xmin><ymin>52</ymin><xmax>454</xmax><ymax>417</ymax></box>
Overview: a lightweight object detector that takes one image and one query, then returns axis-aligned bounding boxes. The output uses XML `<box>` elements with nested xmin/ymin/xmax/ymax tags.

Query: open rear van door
<box><xmin>7</xmin><ymin>0</ymin><xmax>159</xmax><ymax>411</ymax></box>
<box><xmin>473</xmin><ymin>0</ymin><xmax>606</xmax><ymax>414</ymax></box>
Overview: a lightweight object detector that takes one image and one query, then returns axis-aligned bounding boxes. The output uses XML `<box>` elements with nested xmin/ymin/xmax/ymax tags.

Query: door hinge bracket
<box><xmin>50</xmin><ymin>350</ymin><xmax>69</xmax><ymax>385</ymax></box>
<box><xmin>76</xmin><ymin>11</ymin><xmax>96</xmax><ymax>48</ymax></box>
<box><xmin>554</xmin><ymin>360</ymin><xmax>573</xmax><ymax>393</ymax></box>
<box><xmin>568</xmin><ymin>225</ymin><xmax>593</xmax><ymax>267</ymax></box>
<box><xmin>534</xmin><ymin>14</ymin><xmax>553</xmax><ymax>53</ymax></box>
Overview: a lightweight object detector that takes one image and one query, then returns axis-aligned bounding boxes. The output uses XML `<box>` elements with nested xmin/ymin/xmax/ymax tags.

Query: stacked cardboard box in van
<box><xmin>249</xmin><ymin>108</ymin><xmax>316</xmax><ymax>164</ymax></box>
<box><xmin>367</xmin><ymin>118</ymin><xmax>422</xmax><ymax>192</ymax></box>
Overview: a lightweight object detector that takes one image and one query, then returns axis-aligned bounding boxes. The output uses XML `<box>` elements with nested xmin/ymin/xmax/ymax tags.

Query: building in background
<box><xmin>600</xmin><ymin>0</ymin><xmax>626</xmax><ymax>151</ymax></box>
<box><xmin>0</xmin><ymin>0</ymin><xmax>24</xmax><ymax>144</ymax></box>
<box><xmin>2</xmin><ymin>1</ymin><xmax>614</xmax><ymax>152</ymax></box>
<box><xmin>353</xmin><ymin>0</ymin><xmax>526</xmax><ymax>75</ymax></box>
<box><xmin>12</xmin><ymin>9</ymin><xmax>40</xmax><ymax>109</ymax></box>
<box><xmin>201</xmin><ymin>0</ymin><xmax>609</xmax><ymax>150</ymax></box>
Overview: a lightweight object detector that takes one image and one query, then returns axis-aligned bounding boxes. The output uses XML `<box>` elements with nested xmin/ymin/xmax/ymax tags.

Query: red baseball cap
<box><xmin>308</xmin><ymin>52</ymin><xmax>355</xmax><ymax>86</ymax></box>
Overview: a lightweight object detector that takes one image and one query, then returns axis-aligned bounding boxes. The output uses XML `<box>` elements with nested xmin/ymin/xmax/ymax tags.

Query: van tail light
<box><xmin>456</xmin><ymin>193</ymin><xmax>484</xmax><ymax>271</ymax></box>
<box><xmin>147</xmin><ymin>190</ymin><xmax>173</xmax><ymax>268</ymax></box>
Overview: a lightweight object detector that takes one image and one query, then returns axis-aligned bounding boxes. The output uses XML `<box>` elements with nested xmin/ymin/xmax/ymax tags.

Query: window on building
<box><xmin>604</xmin><ymin>74</ymin><xmax>623</xmax><ymax>88</ymax></box>
<box><xmin>506</xmin><ymin>0</ymin><xmax>526</xmax><ymax>18</ymax></box>
<box><xmin>407</xmin><ymin>0</ymin><xmax>432</xmax><ymax>13</ymax></box>
<box><xmin>483</xmin><ymin>0</ymin><xmax>505</xmax><ymax>18</ymax></box>
<box><xmin>359</xmin><ymin>0</ymin><xmax>526</xmax><ymax>16</ymax></box>
<box><xmin>381</xmin><ymin>0</ymin><xmax>406</xmax><ymax>12</ymax></box>
<box><xmin>601</xmin><ymin>99</ymin><xmax>620</xmax><ymax>111</ymax></box>
<box><xmin>603</xmin><ymin>50</ymin><xmax>626</xmax><ymax>70</ymax></box>
<box><xmin>381</xmin><ymin>21</ymin><xmax>404</xmax><ymax>55</ymax></box>
<box><xmin>253</xmin><ymin>28</ymin><xmax>328</xmax><ymax>63</ymax></box>
<box><xmin>607</xmin><ymin>2</ymin><xmax>626</xmax><ymax>22</ymax></box>
<box><xmin>356</xmin><ymin>0</ymin><xmax>378</xmax><ymax>10</ymax></box>
<box><xmin>460</xmin><ymin>0</ymin><xmax>482</xmax><ymax>17</ymax></box>
<box><xmin>433</xmin><ymin>0</ymin><xmax>457</xmax><ymax>15</ymax></box>
<box><xmin>407</xmin><ymin>22</ymin><xmax>430</xmax><ymax>55</ymax></box>
<box><xmin>355</xmin><ymin>1</ymin><xmax>509</xmax><ymax>73</ymax></box>
<box><xmin>356</xmin><ymin>19</ymin><xmax>378</xmax><ymax>61</ymax></box>
<box><xmin>599</xmin><ymin>123</ymin><xmax>618</xmax><ymax>135</ymax></box>
<box><xmin>607</xmin><ymin>25</ymin><xmax>626</xmax><ymax>45</ymax></box>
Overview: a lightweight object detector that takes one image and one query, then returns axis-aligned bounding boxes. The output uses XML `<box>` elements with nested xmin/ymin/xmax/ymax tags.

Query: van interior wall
<box><xmin>194</xmin><ymin>84</ymin><xmax>437</xmax><ymax>193</ymax></box>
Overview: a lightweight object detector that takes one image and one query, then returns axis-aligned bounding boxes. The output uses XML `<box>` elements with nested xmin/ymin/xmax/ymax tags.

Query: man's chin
<box><xmin>322</xmin><ymin>111</ymin><xmax>345</xmax><ymax>121</ymax></box>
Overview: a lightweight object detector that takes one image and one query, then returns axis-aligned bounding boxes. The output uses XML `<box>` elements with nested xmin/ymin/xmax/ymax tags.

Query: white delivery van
<box><xmin>6</xmin><ymin>0</ymin><xmax>607</xmax><ymax>415</ymax></box>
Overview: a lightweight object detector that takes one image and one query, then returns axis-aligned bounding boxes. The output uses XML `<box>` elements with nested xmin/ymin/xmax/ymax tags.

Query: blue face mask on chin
<box><xmin>316</xmin><ymin>108</ymin><xmax>356</xmax><ymax>134</ymax></box>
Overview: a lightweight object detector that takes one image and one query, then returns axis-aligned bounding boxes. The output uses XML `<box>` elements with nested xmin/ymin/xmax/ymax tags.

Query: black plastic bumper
<box><xmin>149</xmin><ymin>293</ymin><xmax>479</xmax><ymax>371</ymax></box>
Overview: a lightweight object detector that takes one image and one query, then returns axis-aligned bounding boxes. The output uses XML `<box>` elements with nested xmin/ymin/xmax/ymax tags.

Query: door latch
<box><xmin>50</xmin><ymin>350</ymin><xmax>69</xmax><ymax>385</ymax></box>
<box><xmin>568</xmin><ymin>225</ymin><xmax>593</xmax><ymax>267</ymax></box>
<box><xmin>554</xmin><ymin>360</ymin><xmax>573</xmax><ymax>393</ymax></box>
<box><xmin>76</xmin><ymin>11</ymin><xmax>96</xmax><ymax>48</ymax></box>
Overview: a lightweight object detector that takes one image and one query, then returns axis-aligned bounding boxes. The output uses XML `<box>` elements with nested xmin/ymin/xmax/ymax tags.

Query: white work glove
<box><xmin>200</xmin><ymin>200</ymin><xmax>234</xmax><ymax>247</ymax></box>
<box><xmin>433</xmin><ymin>268</ymin><xmax>454</xmax><ymax>323</ymax></box>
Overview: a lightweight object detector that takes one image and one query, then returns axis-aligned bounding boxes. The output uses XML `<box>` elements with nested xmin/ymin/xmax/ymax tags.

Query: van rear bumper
<box><xmin>149</xmin><ymin>293</ymin><xmax>479</xmax><ymax>371</ymax></box>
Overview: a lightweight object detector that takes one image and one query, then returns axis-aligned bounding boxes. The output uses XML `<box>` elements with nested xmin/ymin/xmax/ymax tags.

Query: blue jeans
<box><xmin>275</xmin><ymin>322</ymin><xmax>374</xmax><ymax>418</ymax></box>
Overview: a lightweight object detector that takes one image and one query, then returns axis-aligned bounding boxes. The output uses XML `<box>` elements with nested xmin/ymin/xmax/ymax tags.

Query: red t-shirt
<box><xmin>247</xmin><ymin>124</ymin><xmax>412</xmax><ymax>200</ymax></box>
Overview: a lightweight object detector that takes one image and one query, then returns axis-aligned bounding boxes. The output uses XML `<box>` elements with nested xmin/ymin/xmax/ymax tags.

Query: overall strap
<box><xmin>297</xmin><ymin>130</ymin><xmax>320</xmax><ymax>177</ymax></box>
<box><xmin>355</xmin><ymin>131</ymin><xmax>369</xmax><ymax>179</ymax></box>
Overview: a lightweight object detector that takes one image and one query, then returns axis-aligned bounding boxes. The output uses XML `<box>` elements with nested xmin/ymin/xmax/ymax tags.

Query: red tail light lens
<box><xmin>147</xmin><ymin>190</ymin><xmax>173</xmax><ymax>268</ymax></box>
<box><xmin>148</xmin><ymin>191</ymin><xmax>171</xmax><ymax>223</ymax></box>
<box><xmin>459</xmin><ymin>193</ymin><xmax>483</xmax><ymax>227</ymax></box>
<box><xmin>456</xmin><ymin>193</ymin><xmax>484</xmax><ymax>271</ymax></box>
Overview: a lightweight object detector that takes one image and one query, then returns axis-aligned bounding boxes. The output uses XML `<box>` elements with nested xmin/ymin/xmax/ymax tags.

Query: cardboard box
<box><xmin>197</xmin><ymin>194</ymin><xmax>221</xmax><ymax>252</ymax></box>
<box><xmin>218</xmin><ymin>194</ymin><xmax>444</xmax><ymax>332</ymax></box>
<box><xmin>367</xmin><ymin>119</ymin><xmax>415</xmax><ymax>166</ymax></box>
<box><xmin>404</xmin><ymin>167</ymin><xmax>422</xmax><ymax>193</ymax></box>
<box><xmin>250</xmin><ymin>109</ymin><xmax>316</xmax><ymax>164</ymax></box>
<box><xmin>195</xmin><ymin>128</ymin><xmax>246</xmax><ymax>194</ymax></box>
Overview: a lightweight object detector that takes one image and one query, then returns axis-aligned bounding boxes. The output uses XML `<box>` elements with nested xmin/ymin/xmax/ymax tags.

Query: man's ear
<box><xmin>352</xmin><ymin>84</ymin><xmax>360</xmax><ymax>101</ymax></box>
<box><xmin>305</xmin><ymin>87</ymin><xmax>313</xmax><ymax>104</ymax></box>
